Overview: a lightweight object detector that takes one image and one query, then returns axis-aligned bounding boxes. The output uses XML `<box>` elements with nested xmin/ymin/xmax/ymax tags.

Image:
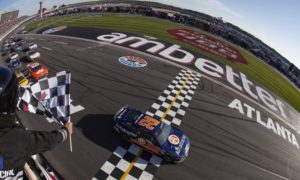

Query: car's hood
<box><xmin>161</xmin><ymin>127</ymin><xmax>190</xmax><ymax>158</ymax></box>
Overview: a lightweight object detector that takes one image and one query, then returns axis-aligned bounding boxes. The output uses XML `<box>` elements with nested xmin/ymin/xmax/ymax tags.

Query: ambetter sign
<box><xmin>168</xmin><ymin>29</ymin><xmax>247</xmax><ymax>64</ymax></box>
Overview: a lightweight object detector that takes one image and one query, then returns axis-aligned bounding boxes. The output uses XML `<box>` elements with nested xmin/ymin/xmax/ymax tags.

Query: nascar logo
<box><xmin>118</xmin><ymin>56</ymin><xmax>147</xmax><ymax>68</ymax></box>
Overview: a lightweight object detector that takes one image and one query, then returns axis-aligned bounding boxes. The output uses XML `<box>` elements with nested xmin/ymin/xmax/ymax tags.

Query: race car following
<box><xmin>26</xmin><ymin>62</ymin><xmax>48</xmax><ymax>80</ymax></box>
<box><xmin>16</xmin><ymin>72</ymin><xmax>29</xmax><ymax>87</ymax></box>
<box><xmin>9</xmin><ymin>58</ymin><xmax>22</xmax><ymax>70</ymax></box>
<box><xmin>26</xmin><ymin>50</ymin><xmax>41</xmax><ymax>61</ymax></box>
<box><xmin>11</xmin><ymin>44</ymin><xmax>22</xmax><ymax>52</ymax></box>
<box><xmin>26</xmin><ymin>43</ymin><xmax>38</xmax><ymax>51</ymax></box>
<box><xmin>9</xmin><ymin>52</ymin><xmax>19</xmax><ymax>59</ymax></box>
<box><xmin>113</xmin><ymin>106</ymin><xmax>190</xmax><ymax>163</ymax></box>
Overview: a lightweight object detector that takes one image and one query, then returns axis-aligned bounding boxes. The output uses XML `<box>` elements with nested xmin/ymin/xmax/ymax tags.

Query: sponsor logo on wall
<box><xmin>42</xmin><ymin>26</ymin><xmax>67</xmax><ymax>35</ymax></box>
<box><xmin>118</xmin><ymin>56</ymin><xmax>147</xmax><ymax>68</ymax></box>
<box><xmin>168</xmin><ymin>28</ymin><xmax>247</xmax><ymax>64</ymax></box>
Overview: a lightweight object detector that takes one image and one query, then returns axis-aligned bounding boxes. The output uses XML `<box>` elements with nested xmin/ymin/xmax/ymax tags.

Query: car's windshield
<box><xmin>28</xmin><ymin>51</ymin><xmax>35</xmax><ymax>55</ymax></box>
<box><xmin>31</xmin><ymin>64</ymin><xmax>42</xmax><ymax>72</ymax></box>
<box><xmin>127</xmin><ymin>111</ymin><xmax>141</xmax><ymax>121</ymax></box>
<box><xmin>155</xmin><ymin>122</ymin><xmax>171</xmax><ymax>145</ymax></box>
<box><xmin>17</xmin><ymin>76</ymin><xmax>24</xmax><ymax>82</ymax></box>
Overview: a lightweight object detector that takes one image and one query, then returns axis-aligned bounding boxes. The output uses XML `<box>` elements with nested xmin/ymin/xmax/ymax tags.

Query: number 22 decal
<box><xmin>138</xmin><ymin>116</ymin><xmax>160</xmax><ymax>130</ymax></box>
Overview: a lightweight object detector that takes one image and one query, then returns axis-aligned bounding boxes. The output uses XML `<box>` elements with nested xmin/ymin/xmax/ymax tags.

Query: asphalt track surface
<box><xmin>13</xmin><ymin>34</ymin><xmax>300</xmax><ymax>180</ymax></box>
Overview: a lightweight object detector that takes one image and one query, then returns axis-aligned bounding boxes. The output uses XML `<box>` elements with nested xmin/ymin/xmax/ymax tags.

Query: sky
<box><xmin>1</xmin><ymin>0</ymin><xmax>299</xmax><ymax>69</ymax></box>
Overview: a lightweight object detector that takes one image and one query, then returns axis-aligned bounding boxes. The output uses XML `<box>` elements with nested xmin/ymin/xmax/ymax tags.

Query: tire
<box><xmin>120</xmin><ymin>132</ymin><xmax>130</xmax><ymax>141</ymax></box>
<box><xmin>163</xmin><ymin>155</ymin><xmax>174</xmax><ymax>163</ymax></box>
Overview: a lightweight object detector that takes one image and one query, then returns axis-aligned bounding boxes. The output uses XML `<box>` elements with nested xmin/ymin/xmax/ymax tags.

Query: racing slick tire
<box><xmin>120</xmin><ymin>132</ymin><xmax>131</xmax><ymax>141</ymax></box>
<box><xmin>163</xmin><ymin>154</ymin><xmax>175</xmax><ymax>163</ymax></box>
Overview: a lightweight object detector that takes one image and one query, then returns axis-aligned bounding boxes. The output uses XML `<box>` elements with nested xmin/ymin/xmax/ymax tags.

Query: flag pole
<box><xmin>68</xmin><ymin>71</ymin><xmax>73</xmax><ymax>152</ymax></box>
<box><xmin>69</xmin><ymin>127</ymin><xmax>73</xmax><ymax>152</ymax></box>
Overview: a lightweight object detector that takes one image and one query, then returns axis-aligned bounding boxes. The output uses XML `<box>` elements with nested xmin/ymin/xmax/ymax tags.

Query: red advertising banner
<box><xmin>168</xmin><ymin>29</ymin><xmax>247</xmax><ymax>64</ymax></box>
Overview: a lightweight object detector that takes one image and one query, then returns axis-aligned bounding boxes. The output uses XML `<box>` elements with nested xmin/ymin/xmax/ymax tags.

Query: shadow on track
<box><xmin>76</xmin><ymin>114</ymin><xmax>123</xmax><ymax>152</ymax></box>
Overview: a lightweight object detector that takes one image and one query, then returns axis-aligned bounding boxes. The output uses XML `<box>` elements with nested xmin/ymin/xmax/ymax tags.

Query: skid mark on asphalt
<box><xmin>54</xmin><ymin>41</ymin><xmax>68</xmax><ymax>45</ymax></box>
<box><xmin>92</xmin><ymin>69</ymin><xmax>201</xmax><ymax>180</ymax></box>
<box><xmin>41</xmin><ymin>46</ymin><xmax>52</xmax><ymax>51</ymax></box>
<box><xmin>76</xmin><ymin>44</ymin><xmax>105</xmax><ymax>51</ymax></box>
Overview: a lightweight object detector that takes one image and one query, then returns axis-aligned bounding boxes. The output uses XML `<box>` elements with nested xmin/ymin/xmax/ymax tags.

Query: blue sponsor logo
<box><xmin>118</xmin><ymin>56</ymin><xmax>147</xmax><ymax>68</ymax></box>
<box><xmin>0</xmin><ymin>155</ymin><xmax>3</xmax><ymax>169</ymax></box>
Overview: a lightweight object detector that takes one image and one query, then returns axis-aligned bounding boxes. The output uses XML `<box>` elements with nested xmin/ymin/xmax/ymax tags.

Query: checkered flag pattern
<box><xmin>93</xmin><ymin>69</ymin><xmax>201</xmax><ymax>180</ymax></box>
<box><xmin>93</xmin><ymin>142</ymin><xmax>162</xmax><ymax>180</ymax></box>
<box><xmin>30</xmin><ymin>71</ymin><xmax>71</xmax><ymax>124</ymax></box>
<box><xmin>146</xmin><ymin>69</ymin><xmax>200</xmax><ymax>127</ymax></box>
<box><xmin>17</xmin><ymin>71</ymin><xmax>71</xmax><ymax>124</ymax></box>
<box><xmin>17</xmin><ymin>86</ymin><xmax>45</xmax><ymax>115</ymax></box>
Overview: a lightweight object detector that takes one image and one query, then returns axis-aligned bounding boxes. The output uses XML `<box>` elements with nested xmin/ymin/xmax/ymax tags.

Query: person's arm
<box><xmin>25</xmin><ymin>122</ymin><xmax>72</xmax><ymax>156</ymax></box>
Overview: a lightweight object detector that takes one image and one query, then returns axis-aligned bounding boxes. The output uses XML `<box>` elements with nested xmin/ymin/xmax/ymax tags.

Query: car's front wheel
<box><xmin>163</xmin><ymin>154</ymin><xmax>175</xmax><ymax>163</ymax></box>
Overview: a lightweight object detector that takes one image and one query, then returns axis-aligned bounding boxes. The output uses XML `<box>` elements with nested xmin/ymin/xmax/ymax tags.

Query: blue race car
<box><xmin>113</xmin><ymin>106</ymin><xmax>190</xmax><ymax>163</ymax></box>
<box><xmin>10</xmin><ymin>44</ymin><xmax>22</xmax><ymax>52</ymax></box>
<box><xmin>9</xmin><ymin>58</ymin><xmax>22</xmax><ymax>70</ymax></box>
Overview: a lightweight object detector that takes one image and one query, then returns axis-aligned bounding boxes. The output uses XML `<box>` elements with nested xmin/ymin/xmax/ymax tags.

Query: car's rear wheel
<box><xmin>120</xmin><ymin>132</ymin><xmax>130</xmax><ymax>141</ymax></box>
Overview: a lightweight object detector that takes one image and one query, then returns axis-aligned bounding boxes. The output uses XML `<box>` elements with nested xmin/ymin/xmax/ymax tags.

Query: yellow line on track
<box><xmin>120</xmin><ymin>149</ymin><xmax>143</xmax><ymax>180</ymax></box>
<box><xmin>120</xmin><ymin>71</ymin><xmax>193</xmax><ymax>180</ymax></box>
<box><xmin>160</xmin><ymin>72</ymin><xmax>193</xmax><ymax>121</ymax></box>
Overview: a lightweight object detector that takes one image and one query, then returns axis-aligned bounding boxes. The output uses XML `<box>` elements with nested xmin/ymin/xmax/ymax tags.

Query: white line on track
<box><xmin>39</xmin><ymin>38</ymin><xmax>46</xmax><ymax>41</ymax></box>
<box><xmin>54</xmin><ymin>41</ymin><xmax>68</xmax><ymax>45</ymax></box>
<box><xmin>41</xmin><ymin>46</ymin><xmax>52</xmax><ymax>51</ymax></box>
<box><xmin>242</xmin><ymin>159</ymin><xmax>289</xmax><ymax>180</ymax></box>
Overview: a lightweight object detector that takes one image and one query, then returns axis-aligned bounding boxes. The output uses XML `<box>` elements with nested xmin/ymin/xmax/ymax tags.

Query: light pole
<box><xmin>39</xmin><ymin>1</ymin><xmax>43</xmax><ymax>18</ymax></box>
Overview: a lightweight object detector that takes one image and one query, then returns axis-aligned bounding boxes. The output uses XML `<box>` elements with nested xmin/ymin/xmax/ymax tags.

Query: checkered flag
<box><xmin>30</xmin><ymin>71</ymin><xmax>71</xmax><ymax>124</ymax></box>
<box><xmin>17</xmin><ymin>86</ymin><xmax>46</xmax><ymax>115</ymax></box>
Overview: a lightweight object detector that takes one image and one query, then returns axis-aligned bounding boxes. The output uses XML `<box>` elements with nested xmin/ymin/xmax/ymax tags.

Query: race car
<box><xmin>9</xmin><ymin>58</ymin><xmax>22</xmax><ymax>70</ymax></box>
<box><xmin>16</xmin><ymin>72</ymin><xmax>29</xmax><ymax>87</ymax></box>
<box><xmin>26</xmin><ymin>62</ymin><xmax>48</xmax><ymax>80</ymax></box>
<box><xmin>25</xmin><ymin>50</ymin><xmax>41</xmax><ymax>61</ymax></box>
<box><xmin>26</xmin><ymin>43</ymin><xmax>38</xmax><ymax>50</ymax></box>
<box><xmin>9</xmin><ymin>52</ymin><xmax>19</xmax><ymax>59</ymax></box>
<box><xmin>113</xmin><ymin>106</ymin><xmax>190</xmax><ymax>163</ymax></box>
<box><xmin>10</xmin><ymin>44</ymin><xmax>22</xmax><ymax>52</ymax></box>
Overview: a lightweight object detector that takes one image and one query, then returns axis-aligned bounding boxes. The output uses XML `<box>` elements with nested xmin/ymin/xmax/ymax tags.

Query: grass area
<box><xmin>25</xmin><ymin>14</ymin><xmax>300</xmax><ymax>112</ymax></box>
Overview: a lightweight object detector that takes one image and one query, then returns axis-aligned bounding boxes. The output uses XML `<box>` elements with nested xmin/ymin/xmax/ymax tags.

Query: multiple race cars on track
<box><xmin>26</xmin><ymin>62</ymin><xmax>48</xmax><ymax>80</ymax></box>
<box><xmin>113</xmin><ymin>106</ymin><xmax>190</xmax><ymax>163</ymax></box>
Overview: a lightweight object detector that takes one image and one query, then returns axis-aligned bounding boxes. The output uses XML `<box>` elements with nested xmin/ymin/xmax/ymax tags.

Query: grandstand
<box><xmin>0</xmin><ymin>10</ymin><xmax>19</xmax><ymax>24</ymax></box>
<box><xmin>0</xmin><ymin>16</ymin><xmax>28</xmax><ymax>39</ymax></box>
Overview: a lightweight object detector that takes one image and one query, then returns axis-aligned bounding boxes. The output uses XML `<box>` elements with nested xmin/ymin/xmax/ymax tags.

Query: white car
<box><xmin>10</xmin><ymin>41</ymin><xmax>16</xmax><ymax>46</ymax></box>
<box><xmin>26</xmin><ymin>50</ymin><xmax>41</xmax><ymax>61</ymax></box>
<box><xmin>27</xmin><ymin>43</ymin><xmax>38</xmax><ymax>50</ymax></box>
<box><xmin>9</xmin><ymin>52</ymin><xmax>19</xmax><ymax>59</ymax></box>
